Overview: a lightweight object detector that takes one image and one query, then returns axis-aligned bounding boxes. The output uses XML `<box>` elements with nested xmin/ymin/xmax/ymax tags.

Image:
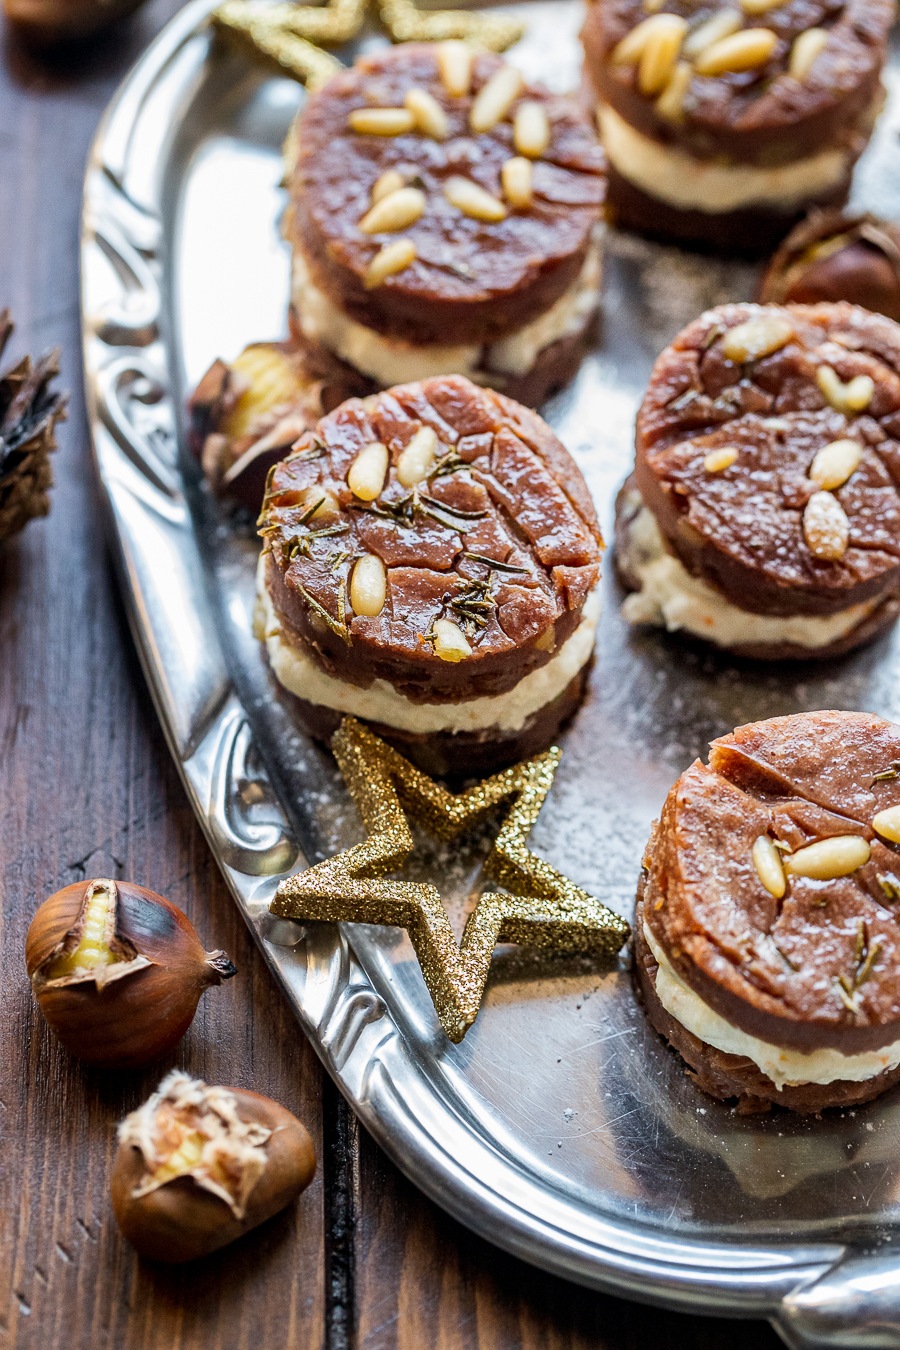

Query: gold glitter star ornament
<box><xmin>272</xmin><ymin>719</ymin><xmax>630</xmax><ymax>1042</ymax></box>
<box><xmin>211</xmin><ymin>0</ymin><xmax>524</xmax><ymax>88</ymax></box>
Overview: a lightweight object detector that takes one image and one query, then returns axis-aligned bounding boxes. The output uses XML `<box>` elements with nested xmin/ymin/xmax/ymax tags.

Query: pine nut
<box><xmin>470</xmin><ymin>65</ymin><xmax>523</xmax><ymax>134</ymax></box>
<box><xmin>437</xmin><ymin>41</ymin><xmax>473</xmax><ymax>98</ymax></box>
<box><xmin>300</xmin><ymin>487</ymin><xmax>339</xmax><ymax>520</ymax></box>
<box><xmin>693</xmin><ymin>28</ymin><xmax>778</xmax><ymax>76</ymax></box>
<box><xmin>789</xmin><ymin>27</ymin><xmax>828</xmax><ymax>81</ymax></box>
<box><xmin>364</xmin><ymin>239</ymin><xmax>417</xmax><ymax>289</ymax></box>
<box><xmin>809</xmin><ymin>439</ymin><xmax>862</xmax><ymax>491</ymax></box>
<box><xmin>371</xmin><ymin>169</ymin><xmax>405</xmax><ymax>204</ymax></box>
<box><xmin>432</xmin><ymin>617</ymin><xmax>473</xmax><ymax>661</ymax></box>
<box><xmin>683</xmin><ymin>9</ymin><xmax>741</xmax><ymax>61</ymax></box>
<box><xmin>656</xmin><ymin>60</ymin><xmax>693</xmax><ymax>122</ymax></box>
<box><xmin>359</xmin><ymin>187</ymin><xmax>426</xmax><ymax>234</ymax></box>
<box><xmin>703</xmin><ymin>446</ymin><xmax>738</xmax><ymax>473</ymax></box>
<box><xmin>639</xmin><ymin>15</ymin><xmax>689</xmax><ymax>95</ymax></box>
<box><xmin>444</xmin><ymin>176</ymin><xmax>507</xmax><ymax>222</ymax></box>
<box><xmin>501</xmin><ymin>156</ymin><xmax>533</xmax><ymax>209</ymax></box>
<box><xmin>741</xmin><ymin>0</ymin><xmax>785</xmax><ymax>12</ymax></box>
<box><xmin>816</xmin><ymin>365</ymin><xmax>875</xmax><ymax>414</ymax></box>
<box><xmin>405</xmin><ymin>87</ymin><xmax>449</xmax><ymax>141</ymax></box>
<box><xmin>752</xmin><ymin>836</ymin><xmax>786</xmax><ymax>899</ymax></box>
<box><xmin>347</xmin><ymin>442</ymin><xmax>389</xmax><ymax>500</ymax></box>
<box><xmin>612</xmin><ymin>13</ymin><xmax>683</xmax><ymax>66</ymax></box>
<box><xmin>396</xmin><ymin>425</ymin><xmax>438</xmax><ymax>486</ymax></box>
<box><xmin>873</xmin><ymin>806</ymin><xmax>900</xmax><ymax>845</ymax></box>
<box><xmin>350</xmin><ymin>553</ymin><xmax>387</xmax><ymax>617</ymax></box>
<box><xmin>784</xmin><ymin>835</ymin><xmax>871</xmax><ymax>879</ymax></box>
<box><xmin>513</xmin><ymin>101</ymin><xmax>551</xmax><ymax>158</ymax></box>
<box><xmin>803</xmin><ymin>490</ymin><xmax>850</xmax><ymax>561</ymax></box>
<box><xmin>721</xmin><ymin>314</ymin><xmax>793</xmax><ymax>362</ymax></box>
<box><xmin>348</xmin><ymin>107</ymin><xmax>415</xmax><ymax>136</ymax></box>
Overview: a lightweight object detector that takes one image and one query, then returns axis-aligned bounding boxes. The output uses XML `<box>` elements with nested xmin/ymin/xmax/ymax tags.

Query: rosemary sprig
<box><xmin>295</xmin><ymin>582</ymin><xmax>350</xmax><ymax>643</ymax></box>
<box><xmin>355</xmin><ymin>486</ymin><xmax>488</xmax><ymax>534</ymax></box>
<box><xmin>463</xmin><ymin>551</ymin><xmax>530</xmax><ymax>575</ymax></box>
<box><xmin>430</xmin><ymin>449</ymin><xmax>467</xmax><ymax>478</ymax></box>
<box><xmin>419</xmin><ymin>492</ymin><xmax>488</xmax><ymax>521</ymax></box>
<box><xmin>877</xmin><ymin>872</ymin><xmax>900</xmax><ymax>903</ymax></box>
<box><xmin>446</xmin><ymin>579</ymin><xmax>495</xmax><ymax>635</ymax></box>
<box><xmin>288</xmin><ymin>521</ymin><xmax>350</xmax><ymax>561</ymax></box>
<box><xmin>836</xmin><ymin>919</ymin><xmax>883</xmax><ymax>1015</ymax></box>
<box><xmin>284</xmin><ymin>437</ymin><xmax>326</xmax><ymax>464</ymax></box>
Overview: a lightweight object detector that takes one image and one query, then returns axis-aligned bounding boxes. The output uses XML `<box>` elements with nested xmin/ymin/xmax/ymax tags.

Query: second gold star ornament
<box><xmin>272</xmin><ymin>719</ymin><xmax>630</xmax><ymax>1042</ymax></box>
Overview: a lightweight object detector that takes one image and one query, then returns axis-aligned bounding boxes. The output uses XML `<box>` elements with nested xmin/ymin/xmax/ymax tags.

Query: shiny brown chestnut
<box><xmin>25</xmin><ymin>879</ymin><xmax>236</xmax><ymax>1069</ymax></box>
<box><xmin>111</xmin><ymin>1071</ymin><xmax>316</xmax><ymax>1262</ymax></box>
<box><xmin>759</xmin><ymin>209</ymin><xmax>900</xmax><ymax>322</ymax></box>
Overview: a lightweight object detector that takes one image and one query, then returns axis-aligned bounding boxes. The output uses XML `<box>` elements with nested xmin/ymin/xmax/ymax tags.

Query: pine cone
<box><xmin>0</xmin><ymin>310</ymin><xmax>68</xmax><ymax>543</ymax></box>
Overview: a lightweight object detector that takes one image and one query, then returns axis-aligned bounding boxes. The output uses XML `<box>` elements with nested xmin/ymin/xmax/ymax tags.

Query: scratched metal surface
<box><xmin>82</xmin><ymin>3</ymin><xmax>900</xmax><ymax>1342</ymax></box>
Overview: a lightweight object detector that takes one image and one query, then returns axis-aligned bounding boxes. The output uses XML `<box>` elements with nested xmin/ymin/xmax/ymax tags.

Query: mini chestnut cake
<box><xmin>284</xmin><ymin>43</ymin><xmax>606</xmax><ymax>407</ymax></box>
<box><xmin>581</xmin><ymin>0</ymin><xmax>893</xmax><ymax>252</ymax></box>
<box><xmin>254</xmin><ymin>375</ymin><xmax>603</xmax><ymax>776</ymax></box>
<box><xmin>637</xmin><ymin>711</ymin><xmax>900</xmax><ymax>1113</ymax></box>
<box><xmin>615</xmin><ymin>302</ymin><xmax>900</xmax><ymax>660</ymax></box>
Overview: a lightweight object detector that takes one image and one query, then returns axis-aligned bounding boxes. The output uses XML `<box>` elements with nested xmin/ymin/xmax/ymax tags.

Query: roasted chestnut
<box><xmin>25</xmin><ymin>879</ymin><xmax>236</xmax><ymax>1069</ymax></box>
<box><xmin>760</xmin><ymin>209</ymin><xmax>900</xmax><ymax>322</ymax></box>
<box><xmin>111</xmin><ymin>1071</ymin><xmax>316</xmax><ymax>1262</ymax></box>
<box><xmin>188</xmin><ymin>343</ymin><xmax>324</xmax><ymax>510</ymax></box>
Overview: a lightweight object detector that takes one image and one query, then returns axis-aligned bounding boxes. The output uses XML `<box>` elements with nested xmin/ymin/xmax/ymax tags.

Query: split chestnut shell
<box><xmin>25</xmin><ymin>879</ymin><xmax>236</xmax><ymax>1069</ymax></box>
<box><xmin>111</xmin><ymin>1072</ymin><xmax>316</xmax><ymax>1262</ymax></box>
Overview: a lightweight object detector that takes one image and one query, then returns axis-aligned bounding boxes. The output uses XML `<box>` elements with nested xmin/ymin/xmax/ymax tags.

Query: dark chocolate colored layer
<box><xmin>612</xmin><ymin>474</ymin><xmax>900</xmax><ymax>661</ymax></box>
<box><xmin>605</xmin><ymin>161</ymin><xmax>850</xmax><ymax>256</ymax></box>
<box><xmin>582</xmin><ymin>0</ymin><xmax>892</xmax><ymax>166</ymax></box>
<box><xmin>289</xmin><ymin>44</ymin><xmax>605</xmax><ymax>347</ymax></box>
<box><xmin>288</xmin><ymin>305</ymin><xmax>595</xmax><ymax>411</ymax></box>
<box><xmin>642</xmin><ymin>711</ymin><xmax>900</xmax><ymax>1055</ymax></box>
<box><xmin>634</xmin><ymin>302</ymin><xmax>900</xmax><ymax>618</ymax></box>
<box><xmin>277</xmin><ymin>663</ymin><xmax>591</xmax><ymax>779</ymax></box>
<box><xmin>261</xmin><ymin>375</ymin><xmax>602</xmax><ymax>703</ymax></box>
<box><xmin>635</xmin><ymin>899</ymin><xmax>900</xmax><ymax>1113</ymax></box>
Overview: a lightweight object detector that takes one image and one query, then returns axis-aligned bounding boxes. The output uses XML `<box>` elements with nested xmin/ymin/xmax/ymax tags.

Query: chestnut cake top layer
<box><xmin>259</xmin><ymin>376</ymin><xmax>603</xmax><ymax>703</ymax></box>
<box><xmin>582</xmin><ymin>0</ymin><xmax>893</xmax><ymax>165</ymax></box>
<box><xmin>288</xmin><ymin>44</ymin><xmax>605</xmax><ymax>348</ymax></box>
<box><xmin>643</xmin><ymin>711</ymin><xmax>900</xmax><ymax>1054</ymax></box>
<box><xmin>634</xmin><ymin>302</ymin><xmax>900</xmax><ymax>618</ymax></box>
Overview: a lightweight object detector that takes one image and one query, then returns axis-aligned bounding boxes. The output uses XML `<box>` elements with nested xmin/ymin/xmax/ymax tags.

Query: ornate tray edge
<box><xmin>77</xmin><ymin>3</ymin><xmax>900</xmax><ymax>1341</ymax></box>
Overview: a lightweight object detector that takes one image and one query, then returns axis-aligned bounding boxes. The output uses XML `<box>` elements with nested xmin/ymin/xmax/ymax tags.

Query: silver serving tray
<box><xmin>81</xmin><ymin>4</ymin><xmax>900</xmax><ymax>1343</ymax></box>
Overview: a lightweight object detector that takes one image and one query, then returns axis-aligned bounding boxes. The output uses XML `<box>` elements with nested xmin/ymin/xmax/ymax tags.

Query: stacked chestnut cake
<box><xmin>255</xmin><ymin>375</ymin><xmax>603</xmax><ymax>776</ymax></box>
<box><xmin>637</xmin><ymin>711</ymin><xmax>900</xmax><ymax>1113</ymax></box>
<box><xmin>615</xmin><ymin>301</ymin><xmax>900</xmax><ymax>659</ymax></box>
<box><xmin>283</xmin><ymin>43</ymin><xmax>606</xmax><ymax>406</ymax></box>
<box><xmin>581</xmin><ymin>0</ymin><xmax>894</xmax><ymax>251</ymax></box>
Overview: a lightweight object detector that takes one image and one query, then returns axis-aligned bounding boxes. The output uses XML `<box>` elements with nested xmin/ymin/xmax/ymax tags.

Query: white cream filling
<box><xmin>643</xmin><ymin>923</ymin><xmax>900</xmax><ymax>1090</ymax></box>
<box><xmin>599</xmin><ymin>104</ymin><xmax>850</xmax><ymax>214</ymax></box>
<box><xmin>619</xmin><ymin>495</ymin><xmax>878</xmax><ymax>650</ymax></box>
<box><xmin>255</xmin><ymin>558</ymin><xmax>600</xmax><ymax>735</ymax></box>
<box><xmin>291</xmin><ymin>233</ymin><xmax>602</xmax><ymax>387</ymax></box>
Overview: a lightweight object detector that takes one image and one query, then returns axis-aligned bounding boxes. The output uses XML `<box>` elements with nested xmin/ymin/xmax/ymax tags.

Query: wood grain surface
<box><xmin>0</xmin><ymin>5</ymin><xmax>782</xmax><ymax>1346</ymax></box>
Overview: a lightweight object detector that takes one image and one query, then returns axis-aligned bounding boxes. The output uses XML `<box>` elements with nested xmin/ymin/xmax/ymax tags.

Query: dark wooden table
<box><xmin>0</xmin><ymin>6</ymin><xmax>785</xmax><ymax>1345</ymax></box>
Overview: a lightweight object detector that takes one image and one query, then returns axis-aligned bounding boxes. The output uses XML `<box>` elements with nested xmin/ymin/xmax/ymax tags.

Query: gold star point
<box><xmin>212</xmin><ymin>0</ymin><xmax>525</xmax><ymax>89</ymax></box>
<box><xmin>272</xmin><ymin>718</ymin><xmax>630</xmax><ymax>1042</ymax></box>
